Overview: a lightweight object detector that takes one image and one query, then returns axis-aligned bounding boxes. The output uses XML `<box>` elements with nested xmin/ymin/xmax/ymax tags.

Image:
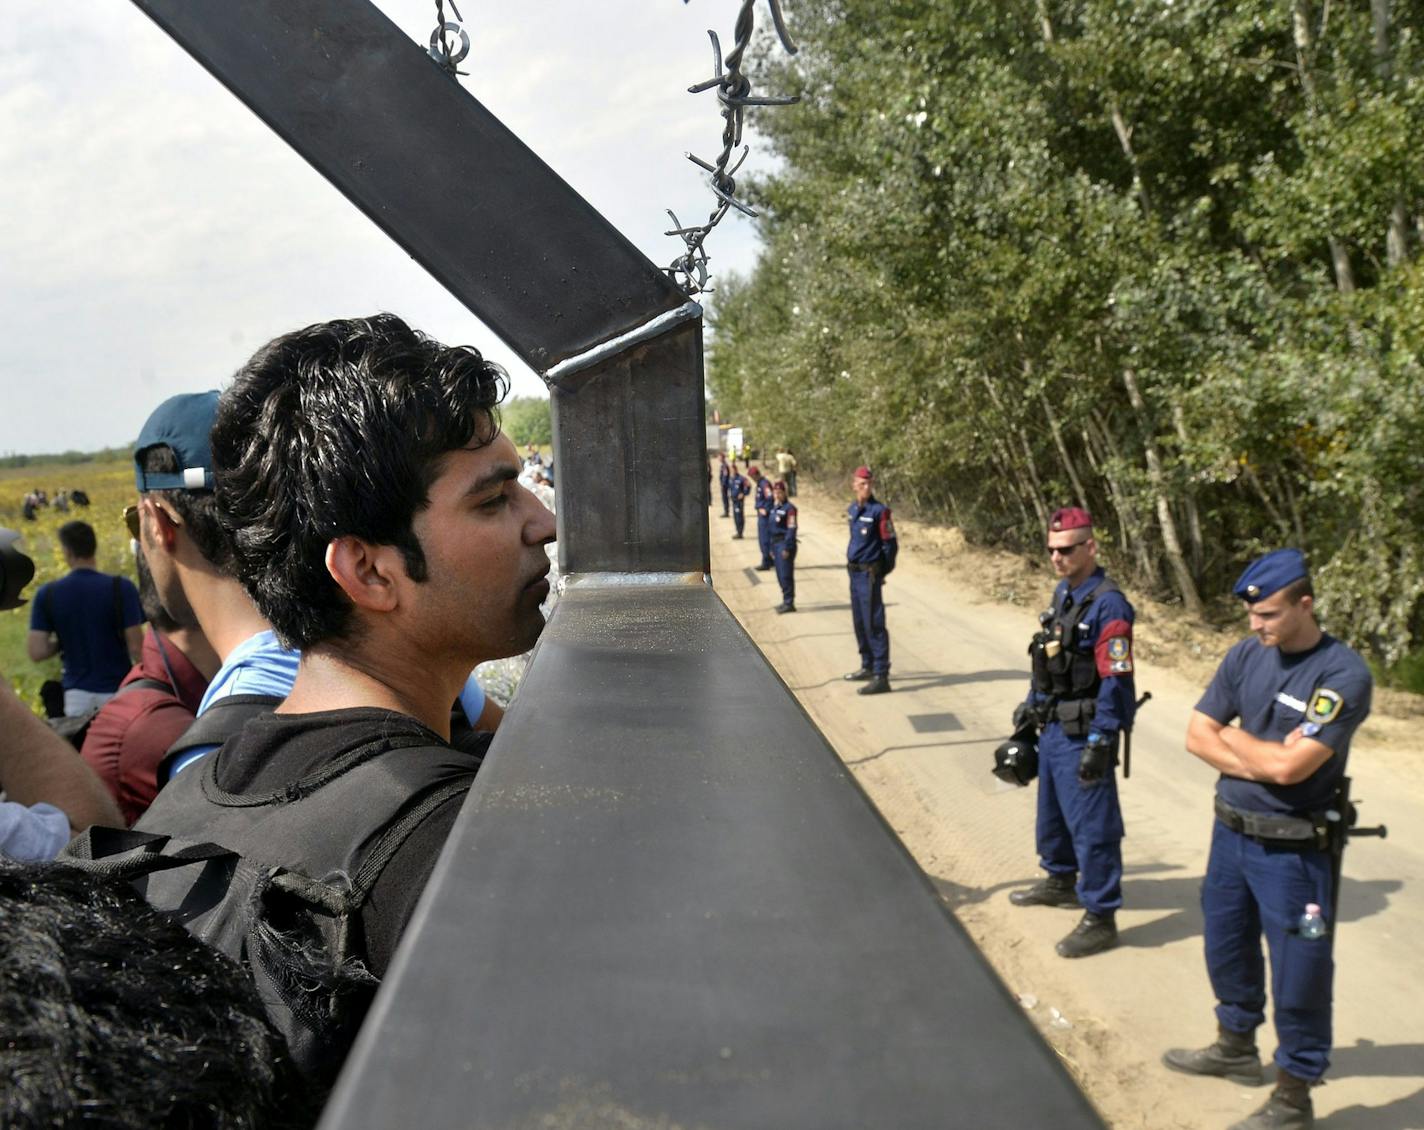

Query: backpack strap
<box><xmin>63</xmin><ymin>825</ymin><xmax>237</xmax><ymax>881</ymax></box>
<box><xmin>157</xmin><ymin>693</ymin><xmax>284</xmax><ymax>781</ymax></box>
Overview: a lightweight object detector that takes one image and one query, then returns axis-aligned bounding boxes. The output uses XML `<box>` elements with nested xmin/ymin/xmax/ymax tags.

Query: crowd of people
<box><xmin>0</xmin><ymin>322</ymin><xmax>1375</xmax><ymax>1127</ymax></box>
<box><xmin>19</xmin><ymin>486</ymin><xmax>89</xmax><ymax>521</ymax></box>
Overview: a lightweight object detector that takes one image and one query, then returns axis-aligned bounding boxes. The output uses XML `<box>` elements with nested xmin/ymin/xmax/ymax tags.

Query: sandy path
<box><xmin>708</xmin><ymin>479</ymin><xmax>1424</xmax><ymax>1130</ymax></box>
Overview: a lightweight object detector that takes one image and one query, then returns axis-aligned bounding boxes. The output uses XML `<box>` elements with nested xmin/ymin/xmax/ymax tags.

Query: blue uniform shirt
<box><xmin>771</xmin><ymin>500</ymin><xmax>797</xmax><ymax>546</ymax></box>
<box><xmin>755</xmin><ymin>477</ymin><xmax>775</xmax><ymax>517</ymax></box>
<box><xmin>1196</xmin><ymin>633</ymin><xmax>1372</xmax><ymax>815</ymax></box>
<box><xmin>730</xmin><ymin>474</ymin><xmax>751</xmax><ymax>502</ymax></box>
<box><xmin>1027</xmin><ymin>569</ymin><xmax>1136</xmax><ymax>739</ymax></box>
<box><xmin>846</xmin><ymin>497</ymin><xmax>898</xmax><ymax>571</ymax></box>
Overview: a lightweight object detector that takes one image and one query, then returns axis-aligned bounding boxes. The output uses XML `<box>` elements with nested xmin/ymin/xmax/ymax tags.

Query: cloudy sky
<box><xmin>0</xmin><ymin>2</ymin><xmax>773</xmax><ymax>455</ymax></box>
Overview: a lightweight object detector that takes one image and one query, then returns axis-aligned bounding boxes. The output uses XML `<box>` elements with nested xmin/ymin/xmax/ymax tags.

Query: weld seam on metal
<box><xmin>541</xmin><ymin>301</ymin><xmax>702</xmax><ymax>388</ymax></box>
<box><xmin>563</xmin><ymin>571</ymin><xmax>710</xmax><ymax>588</ymax></box>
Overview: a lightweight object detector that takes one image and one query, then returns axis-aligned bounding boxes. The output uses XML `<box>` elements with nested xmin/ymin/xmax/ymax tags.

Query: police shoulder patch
<box><xmin>1306</xmin><ymin>688</ymin><xmax>1343</xmax><ymax>724</ymax></box>
<box><xmin>1107</xmin><ymin>637</ymin><xmax>1129</xmax><ymax>660</ymax></box>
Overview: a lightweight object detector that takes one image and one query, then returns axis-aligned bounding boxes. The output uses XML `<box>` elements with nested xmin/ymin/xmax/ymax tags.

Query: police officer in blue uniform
<box><xmin>753</xmin><ymin>467</ymin><xmax>776</xmax><ymax>571</ymax></box>
<box><xmin>728</xmin><ymin>463</ymin><xmax>750</xmax><ymax>540</ymax></box>
<box><xmin>1164</xmin><ymin>550</ymin><xmax>1372</xmax><ymax>1130</ymax></box>
<box><xmin>717</xmin><ymin>454</ymin><xmax>731</xmax><ymax>518</ymax></box>
<box><xmin>1008</xmin><ymin>507</ymin><xmax>1136</xmax><ymax>959</ymax></box>
<box><xmin>843</xmin><ymin>466</ymin><xmax>896</xmax><ymax>696</ymax></box>
<box><xmin>770</xmin><ymin>480</ymin><xmax>797</xmax><ymax>614</ymax></box>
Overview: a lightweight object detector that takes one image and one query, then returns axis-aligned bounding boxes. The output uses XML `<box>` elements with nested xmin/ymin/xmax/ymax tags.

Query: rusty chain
<box><xmin>667</xmin><ymin>0</ymin><xmax>799</xmax><ymax>295</ymax></box>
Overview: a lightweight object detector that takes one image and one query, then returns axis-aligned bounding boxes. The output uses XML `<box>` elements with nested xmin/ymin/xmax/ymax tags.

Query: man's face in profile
<box><xmin>408</xmin><ymin>428</ymin><xmax>556</xmax><ymax>665</ymax></box>
<box><xmin>852</xmin><ymin>476</ymin><xmax>872</xmax><ymax>504</ymax></box>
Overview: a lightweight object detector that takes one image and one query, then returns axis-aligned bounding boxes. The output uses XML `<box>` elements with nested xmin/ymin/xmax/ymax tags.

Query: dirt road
<box><xmin>710</xmin><ymin>480</ymin><xmax>1423</xmax><ymax>1130</ymax></box>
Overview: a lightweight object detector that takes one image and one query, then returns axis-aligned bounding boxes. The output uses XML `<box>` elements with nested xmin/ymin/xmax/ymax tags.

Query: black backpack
<box><xmin>64</xmin><ymin>728</ymin><xmax>485</xmax><ymax>1086</ymax></box>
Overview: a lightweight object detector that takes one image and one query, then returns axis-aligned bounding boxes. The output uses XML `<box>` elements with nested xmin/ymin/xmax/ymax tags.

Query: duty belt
<box><xmin>846</xmin><ymin>562</ymin><xmax>877</xmax><ymax>572</ymax></box>
<box><xmin>1214</xmin><ymin>797</ymin><xmax>1327</xmax><ymax>850</ymax></box>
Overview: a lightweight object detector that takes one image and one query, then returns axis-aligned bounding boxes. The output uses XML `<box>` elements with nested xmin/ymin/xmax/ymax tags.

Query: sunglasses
<box><xmin>1046</xmin><ymin>539</ymin><xmax>1089</xmax><ymax>557</ymax></box>
<box><xmin>123</xmin><ymin>504</ymin><xmax>141</xmax><ymax>540</ymax></box>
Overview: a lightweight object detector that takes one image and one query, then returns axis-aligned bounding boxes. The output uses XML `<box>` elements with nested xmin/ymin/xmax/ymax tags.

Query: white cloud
<box><xmin>0</xmin><ymin>1</ymin><xmax>773</xmax><ymax>454</ymax></box>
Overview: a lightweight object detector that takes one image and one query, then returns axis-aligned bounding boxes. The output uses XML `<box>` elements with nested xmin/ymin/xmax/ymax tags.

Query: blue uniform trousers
<box><xmin>1202</xmin><ymin>822</ymin><xmax>1334</xmax><ymax>1081</ymax></box>
<box><xmin>848</xmin><ymin>569</ymin><xmax>889</xmax><ymax>674</ymax></box>
<box><xmin>732</xmin><ymin>499</ymin><xmax>745</xmax><ymax>536</ymax></box>
<box><xmin>1035</xmin><ymin>723</ymin><xmax>1123</xmax><ymax>915</ymax></box>
<box><xmin>756</xmin><ymin>515</ymin><xmax>774</xmax><ymax>568</ymax></box>
<box><xmin>772</xmin><ymin>539</ymin><xmax>795</xmax><ymax>603</ymax></box>
<box><xmin>719</xmin><ymin>480</ymin><xmax>730</xmax><ymax>516</ymax></box>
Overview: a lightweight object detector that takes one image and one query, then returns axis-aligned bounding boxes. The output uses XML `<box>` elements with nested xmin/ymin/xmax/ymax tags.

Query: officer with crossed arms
<box><xmin>1165</xmin><ymin>549</ymin><xmax>1372</xmax><ymax>1130</ymax></box>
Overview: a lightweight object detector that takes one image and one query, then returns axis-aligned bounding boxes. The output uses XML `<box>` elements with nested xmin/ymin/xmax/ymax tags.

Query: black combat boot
<box><xmin>858</xmin><ymin>674</ymin><xmax>891</xmax><ymax>695</ymax></box>
<box><xmin>1055</xmin><ymin>911</ymin><xmax>1118</xmax><ymax>958</ymax></box>
<box><xmin>1162</xmin><ymin>1024</ymin><xmax>1264</xmax><ymax>1086</ymax></box>
<box><xmin>1227</xmin><ymin>1070</ymin><xmax>1313</xmax><ymax>1129</ymax></box>
<box><xmin>843</xmin><ymin>668</ymin><xmax>873</xmax><ymax>681</ymax></box>
<box><xmin>1009</xmin><ymin>873</ymin><xmax>1081</xmax><ymax>908</ymax></box>
<box><xmin>774</xmin><ymin>602</ymin><xmax>796</xmax><ymax>614</ymax></box>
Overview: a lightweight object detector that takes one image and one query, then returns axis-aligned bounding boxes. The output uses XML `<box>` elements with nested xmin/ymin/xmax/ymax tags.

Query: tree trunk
<box><xmin>1293</xmin><ymin>0</ymin><xmax>1358</xmax><ymax>292</ymax></box>
<box><xmin>1110</xmin><ymin>101</ymin><xmax>1152</xmax><ymax>218</ymax></box>
<box><xmin>1082</xmin><ymin>420</ymin><xmax>1162</xmax><ymax>589</ymax></box>
<box><xmin>1036</xmin><ymin>0</ymin><xmax>1055</xmax><ymax>44</ymax></box>
<box><xmin>1372</xmin><ymin>0</ymin><xmax>1410</xmax><ymax>266</ymax></box>
<box><xmin>1170</xmin><ymin>401</ymin><xmax>1205</xmax><ymax>578</ymax></box>
<box><xmin>981</xmin><ymin>373</ymin><xmax>1050</xmax><ymax>528</ymax></box>
<box><xmin>1041</xmin><ymin>388</ymin><xmax>1091</xmax><ymax>507</ymax></box>
<box><xmin>1120</xmin><ymin>367</ymin><xmax>1205</xmax><ymax>615</ymax></box>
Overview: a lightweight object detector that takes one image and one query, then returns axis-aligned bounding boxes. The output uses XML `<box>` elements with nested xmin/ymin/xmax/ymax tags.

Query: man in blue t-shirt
<box><xmin>1165</xmin><ymin>549</ymin><xmax>1372</xmax><ymax>1130</ymax></box>
<box><xmin>27</xmin><ymin>521</ymin><xmax>144</xmax><ymax>716</ymax></box>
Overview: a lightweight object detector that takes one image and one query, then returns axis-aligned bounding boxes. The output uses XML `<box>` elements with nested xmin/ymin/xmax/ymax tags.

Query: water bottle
<box><xmin>1297</xmin><ymin>903</ymin><xmax>1327</xmax><ymax>940</ymax></box>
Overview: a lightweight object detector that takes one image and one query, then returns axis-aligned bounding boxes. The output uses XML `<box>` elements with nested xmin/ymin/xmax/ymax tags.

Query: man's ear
<box><xmin>145</xmin><ymin>499</ymin><xmax>182</xmax><ymax>554</ymax></box>
<box><xmin>325</xmin><ymin>537</ymin><xmax>406</xmax><ymax>614</ymax></box>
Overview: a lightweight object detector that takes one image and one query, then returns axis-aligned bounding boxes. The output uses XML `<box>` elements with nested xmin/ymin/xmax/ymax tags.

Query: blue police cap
<box><xmin>134</xmin><ymin>392</ymin><xmax>219</xmax><ymax>492</ymax></box>
<box><xmin>1233</xmin><ymin>549</ymin><xmax>1308</xmax><ymax>603</ymax></box>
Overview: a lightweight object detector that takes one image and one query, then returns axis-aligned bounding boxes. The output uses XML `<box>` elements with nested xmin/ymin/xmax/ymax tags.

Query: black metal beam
<box><xmin>320</xmin><ymin>582</ymin><xmax>1105</xmax><ymax>1130</ymax></box>
<box><xmin>128</xmin><ymin>0</ymin><xmax>689</xmax><ymax>373</ymax></box>
<box><xmin>550</xmin><ymin>320</ymin><xmax>710</xmax><ymax>575</ymax></box>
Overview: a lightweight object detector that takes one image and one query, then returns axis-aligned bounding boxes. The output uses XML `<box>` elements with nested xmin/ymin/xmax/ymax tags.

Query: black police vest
<box><xmin>1029</xmin><ymin>578</ymin><xmax>1120</xmax><ymax>703</ymax></box>
<box><xmin>65</xmin><ymin>730</ymin><xmax>482</xmax><ymax>1086</ymax></box>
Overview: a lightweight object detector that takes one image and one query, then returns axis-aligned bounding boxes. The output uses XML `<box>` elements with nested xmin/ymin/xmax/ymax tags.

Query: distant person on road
<box><xmin>1007</xmin><ymin>507</ymin><xmax>1136</xmax><ymax>960</ymax></box>
<box><xmin>752</xmin><ymin>466</ymin><xmax>775</xmax><ymax>571</ymax></box>
<box><xmin>717</xmin><ymin>453</ymin><xmax>731</xmax><ymax>518</ymax></box>
<box><xmin>1164</xmin><ymin>550</ymin><xmax>1372</xmax><ymax>1130</ymax></box>
<box><xmin>775</xmin><ymin>447</ymin><xmax>798</xmax><ymax>497</ymax></box>
<box><xmin>843</xmin><ymin>466</ymin><xmax>896</xmax><ymax>696</ymax></box>
<box><xmin>770</xmin><ymin>480</ymin><xmax>797</xmax><ymax>614</ymax></box>
<box><xmin>729</xmin><ymin>462</ymin><xmax>751</xmax><ymax>540</ymax></box>
<box><xmin>27</xmin><ymin>520</ymin><xmax>144</xmax><ymax>716</ymax></box>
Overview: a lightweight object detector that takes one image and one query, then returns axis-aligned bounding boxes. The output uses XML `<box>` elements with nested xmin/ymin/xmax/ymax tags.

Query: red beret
<box><xmin>773</xmin><ymin>480</ymin><xmax>787</xmax><ymax>490</ymax></box>
<box><xmin>1049</xmin><ymin>507</ymin><xmax>1093</xmax><ymax>532</ymax></box>
<box><xmin>748</xmin><ymin>466</ymin><xmax>761</xmax><ymax>477</ymax></box>
<box><xmin>853</xmin><ymin>466</ymin><xmax>873</xmax><ymax>481</ymax></box>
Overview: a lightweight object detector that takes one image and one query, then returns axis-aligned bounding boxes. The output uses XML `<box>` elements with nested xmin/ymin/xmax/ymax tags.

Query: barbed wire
<box><xmin>428</xmin><ymin>0</ymin><xmax>470</xmax><ymax>77</ymax></box>
<box><xmin>666</xmin><ymin>0</ymin><xmax>799</xmax><ymax>295</ymax></box>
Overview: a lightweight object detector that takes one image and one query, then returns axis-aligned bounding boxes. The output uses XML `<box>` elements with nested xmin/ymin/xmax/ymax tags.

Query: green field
<box><xmin>1</xmin><ymin>458</ymin><xmax>139</xmax><ymax>712</ymax></box>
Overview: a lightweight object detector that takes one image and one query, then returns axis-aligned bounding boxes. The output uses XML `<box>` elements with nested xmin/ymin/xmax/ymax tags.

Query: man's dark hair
<box><xmin>138</xmin><ymin>444</ymin><xmax>235</xmax><ymax>571</ymax></box>
<box><xmin>211</xmin><ymin>313</ymin><xmax>508</xmax><ymax>650</ymax></box>
<box><xmin>0</xmin><ymin>860</ymin><xmax>318</xmax><ymax>1129</ymax></box>
<box><xmin>1282</xmin><ymin>576</ymin><xmax>1314</xmax><ymax>604</ymax></box>
<box><xmin>58</xmin><ymin>520</ymin><xmax>97</xmax><ymax>560</ymax></box>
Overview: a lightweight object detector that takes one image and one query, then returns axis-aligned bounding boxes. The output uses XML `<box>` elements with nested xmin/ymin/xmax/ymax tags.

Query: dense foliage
<box><xmin>708</xmin><ymin>0</ymin><xmax>1424</xmax><ymax>664</ymax></box>
<box><xmin>500</xmin><ymin>396</ymin><xmax>552</xmax><ymax>447</ymax></box>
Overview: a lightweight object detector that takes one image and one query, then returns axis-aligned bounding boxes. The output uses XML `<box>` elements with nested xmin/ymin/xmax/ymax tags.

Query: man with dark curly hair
<box><xmin>132</xmin><ymin>313</ymin><xmax>555</xmax><ymax>1079</ymax></box>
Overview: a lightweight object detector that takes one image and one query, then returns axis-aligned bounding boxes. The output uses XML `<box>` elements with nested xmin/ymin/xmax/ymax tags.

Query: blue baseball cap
<box><xmin>134</xmin><ymin>392</ymin><xmax>219</xmax><ymax>492</ymax></box>
<box><xmin>1233</xmin><ymin>548</ymin><xmax>1308</xmax><ymax>603</ymax></box>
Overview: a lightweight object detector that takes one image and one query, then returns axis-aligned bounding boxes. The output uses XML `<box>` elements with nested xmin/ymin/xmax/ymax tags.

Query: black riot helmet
<box><xmin>992</xmin><ymin>734</ymin><xmax>1039</xmax><ymax>787</ymax></box>
<box><xmin>0</xmin><ymin>528</ymin><xmax>36</xmax><ymax>611</ymax></box>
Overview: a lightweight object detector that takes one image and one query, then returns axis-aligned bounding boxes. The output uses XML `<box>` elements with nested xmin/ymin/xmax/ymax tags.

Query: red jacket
<box><xmin>80</xmin><ymin>631</ymin><xmax>210</xmax><ymax>826</ymax></box>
